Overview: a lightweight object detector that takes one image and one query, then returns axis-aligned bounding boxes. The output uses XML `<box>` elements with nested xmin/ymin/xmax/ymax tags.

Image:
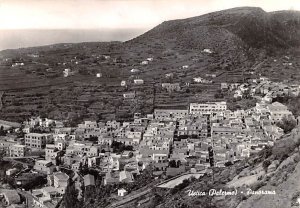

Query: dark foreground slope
<box><xmin>119</xmin><ymin>129</ymin><xmax>300</xmax><ymax>208</ymax></box>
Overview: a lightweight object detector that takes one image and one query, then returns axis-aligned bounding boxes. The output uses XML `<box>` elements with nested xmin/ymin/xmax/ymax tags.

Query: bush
<box><xmin>258</xmin><ymin>146</ymin><xmax>272</xmax><ymax>159</ymax></box>
<box><xmin>272</xmin><ymin>138</ymin><xmax>297</xmax><ymax>160</ymax></box>
<box><xmin>170</xmin><ymin>179</ymin><xmax>191</xmax><ymax>194</ymax></box>
<box><xmin>262</xmin><ymin>160</ymin><xmax>271</xmax><ymax>172</ymax></box>
<box><xmin>250</xmin><ymin>181</ymin><xmax>265</xmax><ymax>191</ymax></box>
<box><xmin>224</xmin><ymin>161</ymin><xmax>233</xmax><ymax>167</ymax></box>
<box><xmin>276</xmin><ymin>116</ymin><xmax>297</xmax><ymax>134</ymax></box>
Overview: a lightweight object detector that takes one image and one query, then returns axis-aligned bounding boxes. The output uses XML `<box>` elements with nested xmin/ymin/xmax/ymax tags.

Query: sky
<box><xmin>1</xmin><ymin>0</ymin><xmax>300</xmax><ymax>30</ymax></box>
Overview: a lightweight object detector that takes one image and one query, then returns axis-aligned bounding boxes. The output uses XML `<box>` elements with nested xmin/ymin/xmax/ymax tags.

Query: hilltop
<box><xmin>0</xmin><ymin>7</ymin><xmax>300</xmax><ymax>123</ymax></box>
<box><xmin>128</xmin><ymin>7</ymin><xmax>300</xmax><ymax>50</ymax></box>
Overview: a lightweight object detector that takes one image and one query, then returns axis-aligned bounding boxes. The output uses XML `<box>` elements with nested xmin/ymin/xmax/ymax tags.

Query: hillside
<box><xmin>0</xmin><ymin>7</ymin><xmax>300</xmax><ymax>123</ymax></box>
<box><xmin>126</xmin><ymin>128</ymin><xmax>300</xmax><ymax>208</ymax></box>
<box><xmin>128</xmin><ymin>7</ymin><xmax>300</xmax><ymax>50</ymax></box>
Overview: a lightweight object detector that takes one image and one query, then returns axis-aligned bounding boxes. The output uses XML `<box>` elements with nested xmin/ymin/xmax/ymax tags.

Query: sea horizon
<box><xmin>0</xmin><ymin>28</ymin><xmax>148</xmax><ymax>51</ymax></box>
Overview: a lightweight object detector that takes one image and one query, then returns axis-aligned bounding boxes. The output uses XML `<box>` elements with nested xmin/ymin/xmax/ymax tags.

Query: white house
<box><xmin>53</xmin><ymin>172</ymin><xmax>69</xmax><ymax>194</ymax></box>
<box><xmin>152</xmin><ymin>153</ymin><xmax>168</xmax><ymax>163</ymax></box>
<box><xmin>161</xmin><ymin>83</ymin><xmax>180</xmax><ymax>92</ymax></box>
<box><xmin>63</xmin><ymin>68</ymin><xmax>72</xmax><ymax>77</ymax></box>
<box><xmin>221</xmin><ymin>83</ymin><xmax>228</xmax><ymax>90</ymax></box>
<box><xmin>12</xmin><ymin>63</ymin><xmax>24</xmax><ymax>67</ymax></box>
<box><xmin>193</xmin><ymin>77</ymin><xmax>203</xmax><ymax>83</ymax></box>
<box><xmin>205</xmin><ymin>73</ymin><xmax>216</xmax><ymax>78</ymax></box>
<box><xmin>165</xmin><ymin>73</ymin><xmax>174</xmax><ymax>78</ymax></box>
<box><xmin>121</xmin><ymin>81</ymin><xmax>127</xmax><ymax>87</ymax></box>
<box><xmin>234</xmin><ymin>90</ymin><xmax>243</xmax><ymax>99</ymax></box>
<box><xmin>193</xmin><ymin>77</ymin><xmax>212</xmax><ymax>84</ymax></box>
<box><xmin>146</xmin><ymin>58</ymin><xmax>153</xmax><ymax>62</ymax></box>
<box><xmin>123</xmin><ymin>92</ymin><xmax>135</xmax><ymax>99</ymax></box>
<box><xmin>6</xmin><ymin>168</ymin><xmax>18</xmax><ymax>176</ymax></box>
<box><xmin>267</xmin><ymin>102</ymin><xmax>293</xmax><ymax>123</ymax></box>
<box><xmin>134</xmin><ymin>79</ymin><xmax>144</xmax><ymax>85</ymax></box>
<box><xmin>130</xmin><ymin>69</ymin><xmax>140</xmax><ymax>73</ymax></box>
<box><xmin>103</xmin><ymin>55</ymin><xmax>110</xmax><ymax>60</ymax></box>
<box><xmin>203</xmin><ymin>49</ymin><xmax>213</xmax><ymax>54</ymax></box>
<box><xmin>118</xmin><ymin>188</ymin><xmax>128</xmax><ymax>197</ymax></box>
<box><xmin>141</xmin><ymin>61</ymin><xmax>149</xmax><ymax>65</ymax></box>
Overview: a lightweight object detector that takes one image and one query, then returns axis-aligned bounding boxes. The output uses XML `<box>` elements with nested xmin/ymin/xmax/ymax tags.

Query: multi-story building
<box><xmin>152</xmin><ymin>153</ymin><xmax>168</xmax><ymax>163</ymax></box>
<box><xmin>34</xmin><ymin>160</ymin><xmax>56</xmax><ymax>174</ymax></box>
<box><xmin>55</xmin><ymin>139</ymin><xmax>66</xmax><ymax>151</ymax></box>
<box><xmin>9</xmin><ymin>144</ymin><xmax>28</xmax><ymax>157</ymax></box>
<box><xmin>177</xmin><ymin>117</ymin><xmax>208</xmax><ymax>138</ymax></box>
<box><xmin>267</xmin><ymin>102</ymin><xmax>293</xmax><ymax>123</ymax></box>
<box><xmin>211</xmin><ymin>126</ymin><xmax>241</xmax><ymax>138</ymax></box>
<box><xmin>53</xmin><ymin>172</ymin><xmax>69</xmax><ymax>194</ymax></box>
<box><xmin>0</xmin><ymin>140</ymin><xmax>17</xmax><ymax>156</ymax></box>
<box><xmin>189</xmin><ymin>102</ymin><xmax>227</xmax><ymax>115</ymax></box>
<box><xmin>45</xmin><ymin>144</ymin><xmax>63</xmax><ymax>165</ymax></box>
<box><xmin>66</xmin><ymin>142</ymin><xmax>100</xmax><ymax>157</ymax></box>
<box><xmin>25</xmin><ymin>133</ymin><xmax>53</xmax><ymax>149</ymax></box>
<box><xmin>53</xmin><ymin>134</ymin><xmax>69</xmax><ymax>141</ymax></box>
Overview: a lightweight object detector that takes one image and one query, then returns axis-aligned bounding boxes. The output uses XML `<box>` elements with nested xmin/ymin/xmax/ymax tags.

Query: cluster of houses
<box><xmin>221</xmin><ymin>77</ymin><xmax>300</xmax><ymax>101</ymax></box>
<box><xmin>0</xmin><ymin>96</ymin><xmax>297</xmax><ymax>206</ymax></box>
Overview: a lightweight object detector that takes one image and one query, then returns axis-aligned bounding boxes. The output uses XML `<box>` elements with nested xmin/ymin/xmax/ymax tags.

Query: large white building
<box><xmin>189</xmin><ymin>102</ymin><xmax>227</xmax><ymax>115</ymax></box>
<box><xmin>25</xmin><ymin>133</ymin><xmax>53</xmax><ymax>149</ymax></box>
<box><xmin>267</xmin><ymin>102</ymin><xmax>293</xmax><ymax>123</ymax></box>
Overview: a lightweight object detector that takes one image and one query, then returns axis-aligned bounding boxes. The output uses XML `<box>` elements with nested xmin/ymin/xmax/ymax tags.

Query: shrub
<box><xmin>276</xmin><ymin>116</ymin><xmax>297</xmax><ymax>134</ymax></box>
<box><xmin>224</xmin><ymin>161</ymin><xmax>233</xmax><ymax>167</ymax></box>
<box><xmin>170</xmin><ymin>179</ymin><xmax>191</xmax><ymax>194</ymax></box>
<box><xmin>272</xmin><ymin>138</ymin><xmax>297</xmax><ymax>160</ymax></box>
<box><xmin>262</xmin><ymin>160</ymin><xmax>271</xmax><ymax>172</ymax></box>
<box><xmin>250</xmin><ymin>181</ymin><xmax>265</xmax><ymax>191</ymax></box>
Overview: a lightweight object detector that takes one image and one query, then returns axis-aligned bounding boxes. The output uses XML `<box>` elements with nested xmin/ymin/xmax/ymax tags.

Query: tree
<box><xmin>214</xmin><ymin>90</ymin><xmax>224</xmax><ymax>99</ymax></box>
<box><xmin>169</xmin><ymin>160</ymin><xmax>177</xmax><ymax>168</ymax></box>
<box><xmin>258</xmin><ymin>145</ymin><xmax>272</xmax><ymax>159</ymax></box>
<box><xmin>0</xmin><ymin>149</ymin><xmax>5</xmax><ymax>162</ymax></box>
<box><xmin>262</xmin><ymin>160</ymin><xmax>271</xmax><ymax>173</ymax></box>
<box><xmin>170</xmin><ymin>179</ymin><xmax>191</xmax><ymax>194</ymax></box>
<box><xmin>149</xmin><ymin>191</ymin><xmax>163</xmax><ymax>208</ymax></box>
<box><xmin>0</xmin><ymin>126</ymin><xmax>6</xmax><ymax>136</ymax></box>
<box><xmin>277</xmin><ymin>116</ymin><xmax>297</xmax><ymax>134</ymax></box>
<box><xmin>86</xmin><ymin>136</ymin><xmax>98</xmax><ymax>143</ymax></box>
<box><xmin>272</xmin><ymin>137</ymin><xmax>297</xmax><ymax>160</ymax></box>
<box><xmin>224</xmin><ymin>161</ymin><xmax>233</xmax><ymax>167</ymax></box>
<box><xmin>176</xmin><ymin>160</ymin><xmax>181</xmax><ymax>167</ymax></box>
<box><xmin>128</xmin><ymin>151</ymin><xmax>134</xmax><ymax>158</ymax></box>
<box><xmin>63</xmin><ymin>180</ymin><xmax>82</xmax><ymax>208</ymax></box>
<box><xmin>208</xmin><ymin>146</ymin><xmax>214</xmax><ymax>167</ymax></box>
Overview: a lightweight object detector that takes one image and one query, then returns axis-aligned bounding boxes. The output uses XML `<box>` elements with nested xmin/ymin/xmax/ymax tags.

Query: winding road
<box><xmin>108</xmin><ymin>172</ymin><xmax>205</xmax><ymax>208</ymax></box>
